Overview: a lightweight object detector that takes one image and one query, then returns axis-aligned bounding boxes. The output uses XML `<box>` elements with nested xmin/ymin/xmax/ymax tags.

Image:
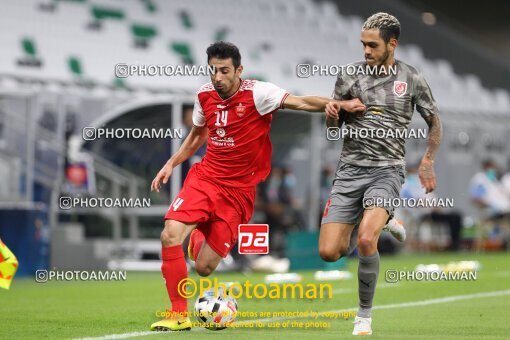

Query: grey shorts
<box><xmin>321</xmin><ymin>160</ymin><xmax>406</xmax><ymax>225</ymax></box>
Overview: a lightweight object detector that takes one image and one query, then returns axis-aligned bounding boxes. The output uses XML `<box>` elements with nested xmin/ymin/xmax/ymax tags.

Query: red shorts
<box><xmin>165</xmin><ymin>165</ymin><xmax>256</xmax><ymax>257</ymax></box>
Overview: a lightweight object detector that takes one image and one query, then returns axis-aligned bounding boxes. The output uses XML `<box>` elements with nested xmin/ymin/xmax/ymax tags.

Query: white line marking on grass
<box><xmin>375</xmin><ymin>282</ymin><xmax>399</xmax><ymax>288</ymax></box>
<box><xmin>76</xmin><ymin>289</ymin><xmax>510</xmax><ymax>340</ymax></box>
<box><xmin>371</xmin><ymin>289</ymin><xmax>510</xmax><ymax>311</ymax></box>
<box><xmin>78</xmin><ymin>331</ymin><xmax>162</xmax><ymax>339</ymax></box>
<box><xmin>495</xmin><ymin>271</ymin><xmax>510</xmax><ymax>277</ymax></box>
<box><xmin>332</xmin><ymin>288</ymin><xmax>353</xmax><ymax>294</ymax></box>
<box><xmin>332</xmin><ymin>283</ymin><xmax>398</xmax><ymax>295</ymax></box>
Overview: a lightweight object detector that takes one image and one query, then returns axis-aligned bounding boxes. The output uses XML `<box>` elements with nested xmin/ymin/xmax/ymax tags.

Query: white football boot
<box><xmin>352</xmin><ymin>316</ymin><xmax>372</xmax><ymax>336</ymax></box>
<box><xmin>383</xmin><ymin>218</ymin><xmax>406</xmax><ymax>242</ymax></box>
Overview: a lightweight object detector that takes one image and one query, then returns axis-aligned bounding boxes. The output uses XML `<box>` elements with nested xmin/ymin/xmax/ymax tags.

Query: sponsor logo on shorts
<box><xmin>238</xmin><ymin>224</ymin><xmax>269</xmax><ymax>254</ymax></box>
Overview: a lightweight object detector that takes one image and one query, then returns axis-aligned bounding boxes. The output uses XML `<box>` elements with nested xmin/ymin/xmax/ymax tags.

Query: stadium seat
<box><xmin>170</xmin><ymin>41</ymin><xmax>195</xmax><ymax>65</ymax></box>
<box><xmin>17</xmin><ymin>37</ymin><xmax>42</xmax><ymax>67</ymax></box>
<box><xmin>68</xmin><ymin>56</ymin><xmax>83</xmax><ymax>77</ymax></box>
<box><xmin>0</xmin><ymin>0</ymin><xmax>506</xmax><ymax>114</ymax></box>
<box><xmin>91</xmin><ymin>5</ymin><xmax>125</xmax><ymax>21</ymax></box>
<box><xmin>178</xmin><ymin>10</ymin><xmax>194</xmax><ymax>30</ymax></box>
<box><xmin>131</xmin><ymin>24</ymin><xmax>157</xmax><ymax>48</ymax></box>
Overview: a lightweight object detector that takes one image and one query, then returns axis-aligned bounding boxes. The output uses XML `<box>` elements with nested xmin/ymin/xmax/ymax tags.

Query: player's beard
<box><xmin>213</xmin><ymin>83</ymin><xmax>230</xmax><ymax>99</ymax></box>
<box><xmin>370</xmin><ymin>48</ymin><xmax>391</xmax><ymax>75</ymax></box>
<box><xmin>213</xmin><ymin>82</ymin><xmax>225</xmax><ymax>93</ymax></box>
<box><xmin>378</xmin><ymin>49</ymin><xmax>390</xmax><ymax>66</ymax></box>
<box><xmin>214</xmin><ymin>78</ymin><xmax>240</xmax><ymax>99</ymax></box>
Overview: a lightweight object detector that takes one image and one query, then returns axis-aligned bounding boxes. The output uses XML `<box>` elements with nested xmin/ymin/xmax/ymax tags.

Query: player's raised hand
<box><xmin>325</xmin><ymin>101</ymin><xmax>341</xmax><ymax>120</ymax></box>
<box><xmin>341</xmin><ymin>98</ymin><xmax>366</xmax><ymax>113</ymax></box>
<box><xmin>419</xmin><ymin>158</ymin><xmax>436</xmax><ymax>193</ymax></box>
<box><xmin>151</xmin><ymin>163</ymin><xmax>173</xmax><ymax>192</ymax></box>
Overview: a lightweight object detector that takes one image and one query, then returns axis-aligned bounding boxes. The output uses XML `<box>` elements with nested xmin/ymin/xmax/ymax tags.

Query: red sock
<box><xmin>191</xmin><ymin>229</ymin><xmax>206</xmax><ymax>260</ymax></box>
<box><xmin>161</xmin><ymin>245</ymin><xmax>188</xmax><ymax>315</ymax></box>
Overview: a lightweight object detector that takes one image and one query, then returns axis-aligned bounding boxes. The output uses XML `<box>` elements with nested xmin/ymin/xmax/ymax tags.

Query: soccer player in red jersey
<box><xmin>150</xmin><ymin>42</ymin><xmax>365</xmax><ymax>331</ymax></box>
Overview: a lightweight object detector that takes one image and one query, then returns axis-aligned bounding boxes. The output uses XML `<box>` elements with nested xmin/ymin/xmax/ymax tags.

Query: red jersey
<box><xmin>191</xmin><ymin>79</ymin><xmax>289</xmax><ymax>187</ymax></box>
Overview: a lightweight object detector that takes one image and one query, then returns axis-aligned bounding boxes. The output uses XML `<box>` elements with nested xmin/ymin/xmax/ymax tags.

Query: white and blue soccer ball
<box><xmin>194</xmin><ymin>288</ymin><xmax>238</xmax><ymax>330</ymax></box>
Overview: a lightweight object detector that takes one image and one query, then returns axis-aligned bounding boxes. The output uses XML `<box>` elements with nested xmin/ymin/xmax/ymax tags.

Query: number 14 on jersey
<box><xmin>215</xmin><ymin>110</ymin><xmax>228</xmax><ymax>127</ymax></box>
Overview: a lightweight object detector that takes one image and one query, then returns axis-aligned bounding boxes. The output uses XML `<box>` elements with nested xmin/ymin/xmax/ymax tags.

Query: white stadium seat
<box><xmin>0</xmin><ymin>0</ymin><xmax>507</xmax><ymax>114</ymax></box>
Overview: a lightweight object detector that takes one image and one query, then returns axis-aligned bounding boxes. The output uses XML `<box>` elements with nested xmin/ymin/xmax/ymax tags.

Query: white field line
<box><xmin>75</xmin><ymin>289</ymin><xmax>510</xmax><ymax>340</ymax></box>
<box><xmin>332</xmin><ymin>282</ymin><xmax>398</xmax><ymax>295</ymax></box>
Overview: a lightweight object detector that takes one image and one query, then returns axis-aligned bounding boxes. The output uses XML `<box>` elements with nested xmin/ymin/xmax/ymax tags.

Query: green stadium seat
<box><xmin>178</xmin><ymin>10</ymin><xmax>193</xmax><ymax>29</ymax></box>
<box><xmin>214</xmin><ymin>27</ymin><xmax>229</xmax><ymax>42</ymax></box>
<box><xmin>87</xmin><ymin>5</ymin><xmax>124</xmax><ymax>31</ymax></box>
<box><xmin>68</xmin><ymin>56</ymin><xmax>83</xmax><ymax>76</ymax></box>
<box><xmin>91</xmin><ymin>6</ymin><xmax>124</xmax><ymax>20</ymax></box>
<box><xmin>131</xmin><ymin>24</ymin><xmax>157</xmax><ymax>39</ymax></box>
<box><xmin>22</xmin><ymin>38</ymin><xmax>37</xmax><ymax>57</ymax></box>
<box><xmin>113</xmin><ymin>77</ymin><xmax>127</xmax><ymax>89</ymax></box>
<box><xmin>17</xmin><ymin>38</ymin><xmax>42</xmax><ymax>67</ymax></box>
<box><xmin>141</xmin><ymin>0</ymin><xmax>157</xmax><ymax>13</ymax></box>
<box><xmin>170</xmin><ymin>42</ymin><xmax>194</xmax><ymax>65</ymax></box>
<box><xmin>132</xmin><ymin>24</ymin><xmax>157</xmax><ymax>49</ymax></box>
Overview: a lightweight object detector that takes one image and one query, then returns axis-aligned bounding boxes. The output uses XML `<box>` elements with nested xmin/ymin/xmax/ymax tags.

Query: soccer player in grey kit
<box><xmin>320</xmin><ymin>13</ymin><xmax>442</xmax><ymax>335</ymax></box>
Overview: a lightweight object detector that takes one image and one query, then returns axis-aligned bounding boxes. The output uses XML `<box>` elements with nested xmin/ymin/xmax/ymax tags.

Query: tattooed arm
<box><xmin>419</xmin><ymin>113</ymin><xmax>442</xmax><ymax>193</ymax></box>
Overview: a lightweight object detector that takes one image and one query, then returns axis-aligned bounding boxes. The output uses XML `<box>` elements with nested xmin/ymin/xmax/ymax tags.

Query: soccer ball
<box><xmin>194</xmin><ymin>288</ymin><xmax>238</xmax><ymax>330</ymax></box>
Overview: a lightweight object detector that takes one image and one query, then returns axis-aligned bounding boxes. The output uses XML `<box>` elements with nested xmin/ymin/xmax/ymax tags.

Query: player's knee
<box><xmin>357</xmin><ymin>235</ymin><xmax>376</xmax><ymax>254</ymax></box>
<box><xmin>195</xmin><ymin>262</ymin><xmax>214</xmax><ymax>277</ymax></box>
<box><xmin>160</xmin><ymin>229</ymin><xmax>177</xmax><ymax>247</ymax></box>
<box><xmin>319</xmin><ymin>246</ymin><xmax>341</xmax><ymax>262</ymax></box>
<box><xmin>160</xmin><ymin>221</ymin><xmax>181</xmax><ymax>247</ymax></box>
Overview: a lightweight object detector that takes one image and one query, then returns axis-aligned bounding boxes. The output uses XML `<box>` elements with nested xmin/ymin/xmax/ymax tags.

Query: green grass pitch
<box><xmin>1</xmin><ymin>252</ymin><xmax>509</xmax><ymax>339</ymax></box>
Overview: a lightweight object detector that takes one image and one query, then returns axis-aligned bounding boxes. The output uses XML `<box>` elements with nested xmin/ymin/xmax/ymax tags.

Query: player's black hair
<box><xmin>362</xmin><ymin>12</ymin><xmax>401</xmax><ymax>43</ymax></box>
<box><xmin>206</xmin><ymin>41</ymin><xmax>241</xmax><ymax>69</ymax></box>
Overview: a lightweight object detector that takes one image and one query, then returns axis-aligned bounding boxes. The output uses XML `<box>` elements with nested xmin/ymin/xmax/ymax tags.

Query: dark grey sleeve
<box><xmin>413</xmin><ymin>72</ymin><xmax>439</xmax><ymax>118</ymax></box>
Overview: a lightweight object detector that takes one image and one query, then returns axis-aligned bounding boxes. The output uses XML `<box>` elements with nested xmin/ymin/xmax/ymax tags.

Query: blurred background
<box><xmin>1</xmin><ymin>0</ymin><xmax>509</xmax><ymax>277</ymax></box>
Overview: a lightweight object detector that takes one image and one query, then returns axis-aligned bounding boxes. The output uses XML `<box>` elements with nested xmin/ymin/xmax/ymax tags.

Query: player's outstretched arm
<box><xmin>282</xmin><ymin>95</ymin><xmax>331</xmax><ymax>112</ymax></box>
<box><xmin>282</xmin><ymin>95</ymin><xmax>366</xmax><ymax>114</ymax></box>
<box><xmin>151</xmin><ymin>125</ymin><xmax>208</xmax><ymax>192</ymax></box>
<box><xmin>325</xmin><ymin>98</ymin><xmax>367</xmax><ymax>128</ymax></box>
<box><xmin>419</xmin><ymin>113</ymin><xmax>442</xmax><ymax>194</ymax></box>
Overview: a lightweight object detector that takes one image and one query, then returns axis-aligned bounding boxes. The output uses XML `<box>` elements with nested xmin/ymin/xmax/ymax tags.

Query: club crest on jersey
<box><xmin>216</xmin><ymin>127</ymin><xmax>226</xmax><ymax>137</ymax></box>
<box><xmin>236</xmin><ymin>103</ymin><xmax>246</xmax><ymax>117</ymax></box>
<box><xmin>393</xmin><ymin>81</ymin><xmax>407</xmax><ymax>97</ymax></box>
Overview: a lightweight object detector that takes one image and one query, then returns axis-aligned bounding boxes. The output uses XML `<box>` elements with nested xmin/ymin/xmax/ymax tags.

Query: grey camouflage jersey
<box><xmin>333</xmin><ymin>60</ymin><xmax>438</xmax><ymax>167</ymax></box>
